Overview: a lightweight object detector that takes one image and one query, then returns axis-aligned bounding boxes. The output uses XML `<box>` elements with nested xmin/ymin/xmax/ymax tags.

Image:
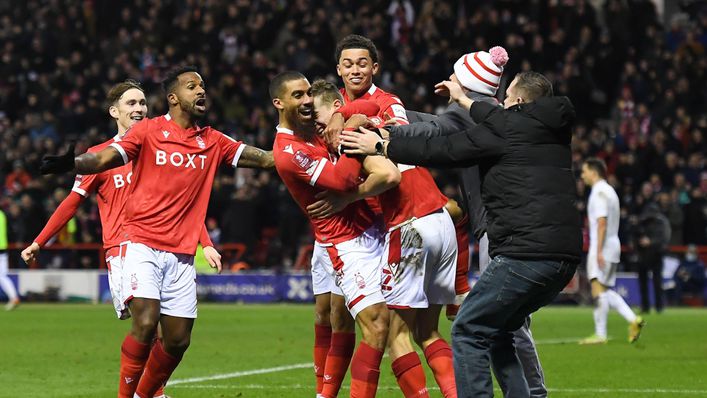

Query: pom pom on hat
<box><xmin>453</xmin><ymin>46</ymin><xmax>509</xmax><ymax>96</ymax></box>
<box><xmin>489</xmin><ymin>46</ymin><xmax>509</xmax><ymax>67</ymax></box>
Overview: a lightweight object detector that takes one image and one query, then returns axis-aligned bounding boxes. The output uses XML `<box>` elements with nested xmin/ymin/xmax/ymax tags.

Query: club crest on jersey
<box><xmin>162</xmin><ymin>130</ymin><xmax>170</xmax><ymax>138</ymax></box>
<box><xmin>130</xmin><ymin>273</ymin><xmax>138</xmax><ymax>290</ymax></box>
<box><xmin>292</xmin><ymin>150</ymin><xmax>318</xmax><ymax>176</ymax></box>
<box><xmin>195</xmin><ymin>135</ymin><xmax>205</xmax><ymax>149</ymax></box>
<box><xmin>355</xmin><ymin>272</ymin><xmax>366</xmax><ymax>289</ymax></box>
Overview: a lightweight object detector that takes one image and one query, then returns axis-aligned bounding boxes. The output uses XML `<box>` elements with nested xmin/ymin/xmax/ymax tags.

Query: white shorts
<box><xmin>311</xmin><ymin>242</ymin><xmax>343</xmax><ymax>296</ymax></box>
<box><xmin>121</xmin><ymin>242</ymin><xmax>197</xmax><ymax>319</ymax></box>
<box><xmin>382</xmin><ymin>209</ymin><xmax>457</xmax><ymax>308</ymax></box>
<box><xmin>0</xmin><ymin>252</ymin><xmax>8</xmax><ymax>276</ymax></box>
<box><xmin>106</xmin><ymin>243</ymin><xmax>130</xmax><ymax>319</ymax></box>
<box><xmin>329</xmin><ymin>226</ymin><xmax>386</xmax><ymax>318</ymax></box>
<box><xmin>587</xmin><ymin>254</ymin><xmax>618</xmax><ymax>287</ymax></box>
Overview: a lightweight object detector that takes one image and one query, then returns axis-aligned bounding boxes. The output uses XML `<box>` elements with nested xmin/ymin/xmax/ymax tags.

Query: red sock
<box><xmin>135</xmin><ymin>340</ymin><xmax>182</xmax><ymax>398</ymax></box>
<box><xmin>321</xmin><ymin>332</ymin><xmax>355</xmax><ymax>398</ymax></box>
<box><xmin>424</xmin><ymin>339</ymin><xmax>457</xmax><ymax>398</ymax></box>
<box><xmin>314</xmin><ymin>325</ymin><xmax>333</xmax><ymax>394</ymax></box>
<box><xmin>119</xmin><ymin>334</ymin><xmax>151</xmax><ymax>398</ymax></box>
<box><xmin>392</xmin><ymin>352</ymin><xmax>430</xmax><ymax>398</ymax></box>
<box><xmin>350</xmin><ymin>341</ymin><xmax>383</xmax><ymax>398</ymax></box>
<box><xmin>454</xmin><ymin>215</ymin><xmax>470</xmax><ymax>295</ymax></box>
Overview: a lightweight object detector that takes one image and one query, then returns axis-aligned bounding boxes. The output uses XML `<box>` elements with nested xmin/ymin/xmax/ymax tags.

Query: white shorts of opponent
<box><xmin>327</xmin><ymin>226</ymin><xmax>386</xmax><ymax>318</ymax></box>
<box><xmin>105</xmin><ymin>243</ymin><xmax>130</xmax><ymax>319</ymax></box>
<box><xmin>120</xmin><ymin>242</ymin><xmax>197</xmax><ymax>319</ymax></box>
<box><xmin>311</xmin><ymin>241</ymin><xmax>343</xmax><ymax>296</ymax></box>
<box><xmin>381</xmin><ymin>208</ymin><xmax>457</xmax><ymax>309</ymax></box>
<box><xmin>587</xmin><ymin>253</ymin><xmax>618</xmax><ymax>287</ymax></box>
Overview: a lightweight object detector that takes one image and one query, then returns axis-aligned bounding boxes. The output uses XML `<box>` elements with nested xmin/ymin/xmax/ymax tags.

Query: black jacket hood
<box><xmin>523</xmin><ymin>96</ymin><xmax>576</xmax><ymax>131</ymax></box>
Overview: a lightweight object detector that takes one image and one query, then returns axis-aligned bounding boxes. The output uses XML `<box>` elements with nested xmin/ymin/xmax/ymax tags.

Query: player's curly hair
<box><xmin>335</xmin><ymin>34</ymin><xmax>379</xmax><ymax>64</ymax></box>
<box><xmin>105</xmin><ymin>79</ymin><xmax>143</xmax><ymax>109</ymax></box>
<box><xmin>161</xmin><ymin>65</ymin><xmax>199</xmax><ymax>94</ymax></box>
<box><xmin>310</xmin><ymin>79</ymin><xmax>343</xmax><ymax>105</ymax></box>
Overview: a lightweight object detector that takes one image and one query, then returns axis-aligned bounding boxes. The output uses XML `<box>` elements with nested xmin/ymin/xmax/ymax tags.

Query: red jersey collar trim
<box><xmin>164</xmin><ymin>113</ymin><xmax>171</xmax><ymax>121</ymax></box>
<box><xmin>276</xmin><ymin>125</ymin><xmax>294</xmax><ymax>135</ymax></box>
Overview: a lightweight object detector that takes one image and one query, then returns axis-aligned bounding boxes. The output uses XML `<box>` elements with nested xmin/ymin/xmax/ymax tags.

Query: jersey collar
<box><xmin>367</xmin><ymin>83</ymin><xmax>378</xmax><ymax>96</ymax></box>
<box><xmin>276</xmin><ymin>125</ymin><xmax>294</xmax><ymax>135</ymax></box>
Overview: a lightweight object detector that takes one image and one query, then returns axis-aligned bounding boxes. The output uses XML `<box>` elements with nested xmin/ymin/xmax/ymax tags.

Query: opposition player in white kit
<box><xmin>580</xmin><ymin>158</ymin><xmax>645</xmax><ymax>344</ymax></box>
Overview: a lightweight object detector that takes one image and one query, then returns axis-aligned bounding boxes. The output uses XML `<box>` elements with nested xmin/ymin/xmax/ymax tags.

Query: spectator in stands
<box><xmin>673</xmin><ymin>245</ymin><xmax>706</xmax><ymax>305</ymax></box>
<box><xmin>634</xmin><ymin>203</ymin><xmax>672</xmax><ymax>313</ymax></box>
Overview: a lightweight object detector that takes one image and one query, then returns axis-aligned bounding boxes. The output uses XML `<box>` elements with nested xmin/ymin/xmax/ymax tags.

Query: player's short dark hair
<box><xmin>106</xmin><ymin>79</ymin><xmax>143</xmax><ymax>109</ymax></box>
<box><xmin>269</xmin><ymin>71</ymin><xmax>307</xmax><ymax>100</ymax></box>
<box><xmin>514</xmin><ymin>71</ymin><xmax>554</xmax><ymax>102</ymax></box>
<box><xmin>584</xmin><ymin>157</ymin><xmax>607</xmax><ymax>178</ymax></box>
<box><xmin>310</xmin><ymin>79</ymin><xmax>343</xmax><ymax>105</ymax></box>
<box><xmin>162</xmin><ymin>65</ymin><xmax>199</xmax><ymax>94</ymax></box>
<box><xmin>335</xmin><ymin>34</ymin><xmax>379</xmax><ymax>64</ymax></box>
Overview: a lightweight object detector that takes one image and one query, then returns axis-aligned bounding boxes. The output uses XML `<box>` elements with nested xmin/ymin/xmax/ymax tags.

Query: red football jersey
<box><xmin>340</xmin><ymin>83</ymin><xmax>409</xmax><ymax>126</ymax></box>
<box><xmin>340</xmin><ymin>85</ymin><xmax>447</xmax><ymax>228</ymax></box>
<box><xmin>110</xmin><ymin>114</ymin><xmax>244</xmax><ymax>255</ymax></box>
<box><xmin>72</xmin><ymin>136</ymin><xmax>133</xmax><ymax>249</ymax></box>
<box><xmin>273</xmin><ymin>126</ymin><xmax>374</xmax><ymax>245</ymax></box>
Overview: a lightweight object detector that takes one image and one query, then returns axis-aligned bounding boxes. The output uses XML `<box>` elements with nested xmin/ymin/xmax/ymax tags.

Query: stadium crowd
<box><xmin>0</xmin><ymin>0</ymin><xmax>705</xmax><ymax>269</ymax></box>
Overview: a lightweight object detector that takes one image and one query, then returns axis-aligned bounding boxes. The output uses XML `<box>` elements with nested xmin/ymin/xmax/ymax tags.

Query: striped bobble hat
<box><xmin>453</xmin><ymin>46</ymin><xmax>509</xmax><ymax>96</ymax></box>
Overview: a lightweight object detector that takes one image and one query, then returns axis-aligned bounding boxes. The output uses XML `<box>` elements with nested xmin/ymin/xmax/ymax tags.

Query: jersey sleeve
<box><xmin>71</xmin><ymin>172</ymin><xmax>100</xmax><ymax>197</ymax></box>
<box><xmin>199</xmin><ymin>224</ymin><xmax>214</xmax><ymax>247</ymax></box>
<box><xmin>110</xmin><ymin>119</ymin><xmax>149</xmax><ymax>164</ymax></box>
<box><xmin>217</xmin><ymin>131</ymin><xmax>246</xmax><ymax>167</ymax></box>
<box><xmin>34</xmin><ymin>192</ymin><xmax>85</xmax><ymax>246</ymax></box>
<box><xmin>593</xmin><ymin>192</ymin><xmax>609</xmax><ymax>219</ymax></box>
<box><xmin>382</xmin><ymin>97</ymin><xmax>409</xmax><ymax>125</ymax></box>
<box><xmin>282</xmin><ymin>144</ymin><xmax>361</xmax><ymax>192</ymax></box>
<box><xmin>337</xmin><ymin>100</ymin><xmax>381</xmax><ymax>119</ymax></box>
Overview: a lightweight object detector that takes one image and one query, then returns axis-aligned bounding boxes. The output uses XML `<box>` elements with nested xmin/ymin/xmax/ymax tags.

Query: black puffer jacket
<box><xmin>387</xmin><ymin>97</ymin><xmax>582</xmax><ymax>263</ymax></box>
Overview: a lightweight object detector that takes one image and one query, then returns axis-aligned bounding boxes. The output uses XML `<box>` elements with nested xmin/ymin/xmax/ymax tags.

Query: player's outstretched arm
<box><xmin>237</xmin><ymin>146</ymin><xmax>274</xmax><ymax>169</ymax></box>
<box><xmin>41</xmin><ymin>144</ymin><xmax>124</xmax><ymax>175</ymax></box>
<box><xmin>74</xmin><ymin>147</ymin><xmax>124</xmax><ymax>174</ymax></box>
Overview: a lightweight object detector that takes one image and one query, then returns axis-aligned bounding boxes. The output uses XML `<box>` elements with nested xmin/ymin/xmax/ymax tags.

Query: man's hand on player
<box><xmin>203</xmin><ymin>246</ymin><xmax>222</xmax><ymax>273</ymax></box>
<box><xmin>20</xmin><ymin>242</ymin><xmax>40</xmax><ymax>266</ymax></box>
<box><xmin>323</xmin><ymin>112</ymin><xmax>346</xmax><ymax>149</ymax></box>
<box><xmin>40</xmin><ymin>142</ymin><xmax>76</xmax><ymax>174</ymax></box>
<box><xmin>435</xmin><ymin>80</ymin><xmax>473</xmax><ymax>110</ymax></box>
<box><xmin>384</xmin><ymin>117</ymin><xmax>407</xmax><ymax>127</ymax></box>
<box><xmin>341</xmin><ymin>127</ymin><xmax>381</xmax><ymax>156</ymax></box>
<box><xmin>307</xmin><ymin>191</ymin><xmax>354</xmax><ymax>218</ymax></box>
<box><xmin>597</xmin><ymin>252</ymin><xmax>606</xmax><ymax>270</ymax></box>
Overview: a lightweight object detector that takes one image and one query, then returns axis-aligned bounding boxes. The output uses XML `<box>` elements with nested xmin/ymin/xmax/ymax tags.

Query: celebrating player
<box><xmin>39</xmin><ymin>66</ymin><xmax>274</xmax><ymax>398</ymax></box>
<box><xmin>270</xmin><ymin>71</ymin><xmax>400</xmax><ymax>398</ymax></box>
<box><xmin>580</xmin><ymin>158</ymin><xmax>645</xmax><ymax>344</ymax></box>
<box><xmin>309</xmin><ymin>79</ymin><xmax>458</xmax><ymax>398</ymax></box>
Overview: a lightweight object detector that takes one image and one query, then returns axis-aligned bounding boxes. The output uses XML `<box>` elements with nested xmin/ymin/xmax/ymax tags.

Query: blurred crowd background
<box><xmin>0</xmin><ymin>0</ymin><xmax>705</xmax><ymax>271</ymax></box>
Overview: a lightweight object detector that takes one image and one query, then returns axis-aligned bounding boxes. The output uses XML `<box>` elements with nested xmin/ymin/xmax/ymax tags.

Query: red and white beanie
<box><xmin>453</xmin><ymin>46</ymin><xmax>509</xmax><ymax>96</ymax></box>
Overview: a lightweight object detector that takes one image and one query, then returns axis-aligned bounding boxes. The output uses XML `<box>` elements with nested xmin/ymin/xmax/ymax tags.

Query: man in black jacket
<box><xmin>382</xmin><ymin>49</ymin><xmax>547</xmax><ymax>397</ymax></box>
<box><xmin>342</xmin><ymin>71</ymin><xmax>581</xmax><ymax>398</ymax></box>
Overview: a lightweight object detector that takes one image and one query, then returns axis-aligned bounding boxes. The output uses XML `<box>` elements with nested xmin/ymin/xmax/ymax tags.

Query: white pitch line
<box><xmin>170</xmin><ymin>384</ymin><xmax>707</xmax><ymax>395</ymax></box>
<box><xmin>168</xmin><ymin>362</ymin><xmax>313</xmax><ymax>386</ymax></box>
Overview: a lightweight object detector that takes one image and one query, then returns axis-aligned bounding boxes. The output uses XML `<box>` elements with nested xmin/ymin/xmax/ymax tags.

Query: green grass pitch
<box><xmin>1</xmin><ymin>304</ymin><xmax>706</xmax><ymax>397</ymax></box>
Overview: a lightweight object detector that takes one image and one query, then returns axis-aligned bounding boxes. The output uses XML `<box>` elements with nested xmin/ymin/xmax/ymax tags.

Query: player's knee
<box><xmin>362</xmin><ymin>309</ymin><xmax>389</xmax><ymax>349</ymax></box>
<box><xmin>163</xmin><ymin>333</ymin><xmax>191</xmax><ymax>356</ymax></box>
<box><xmin>131</xmin><ymin>317</ymin><xmax>159</xmax><ymax>342</ymax></box>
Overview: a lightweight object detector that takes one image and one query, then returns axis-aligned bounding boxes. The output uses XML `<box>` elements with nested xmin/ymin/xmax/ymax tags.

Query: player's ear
<box><xmin>167</xmin><ymin>92</ymin><xmax>179</xmax><ymax>106</ymax></box>
<box><xmin>336</xmin><ymin>64</ymin><xmax>342</xmax><ymax>77</ymax></box>
<box><xmin>272</xmin><ymin>98</ymin><xmax>284</xmax><ymax>110</ymax></box>
<box><xmin>333</xmin><ymin>99</ymin><xmax>343</xmax><ymax>110</ymax></box>
<box><xmin>372</xmin><ymin>62</ymin><xmax>380</xmax><ymax>76</ymax></box>
<box><xmin>108</xmin><ymin>105</ymin><xmax>119</xmax><ymax>120</ymax></box>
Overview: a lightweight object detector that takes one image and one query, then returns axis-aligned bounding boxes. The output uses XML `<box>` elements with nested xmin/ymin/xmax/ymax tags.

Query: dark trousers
<box><xmin>638</xmin><ymin>253</ymin><xmax>664</xmax><ymax>312</ymax></box>
<box><xmin>451</xmin><ymin>255</ymin><xmax>577</xmax><ymax>398</ymax></box>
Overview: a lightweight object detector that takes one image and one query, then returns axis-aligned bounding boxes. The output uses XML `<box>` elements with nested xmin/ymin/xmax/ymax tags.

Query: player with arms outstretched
<box><xmin>39</xmin><ymin>66</ymin><xmax>274</xmax><ymax>398</ymax></box>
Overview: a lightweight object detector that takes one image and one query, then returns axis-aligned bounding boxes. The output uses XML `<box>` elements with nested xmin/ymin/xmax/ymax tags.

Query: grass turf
<box><xmin>1</xmin><ymin>304</ymin><xmax>706</xmax><ymax>397</ymax></box>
